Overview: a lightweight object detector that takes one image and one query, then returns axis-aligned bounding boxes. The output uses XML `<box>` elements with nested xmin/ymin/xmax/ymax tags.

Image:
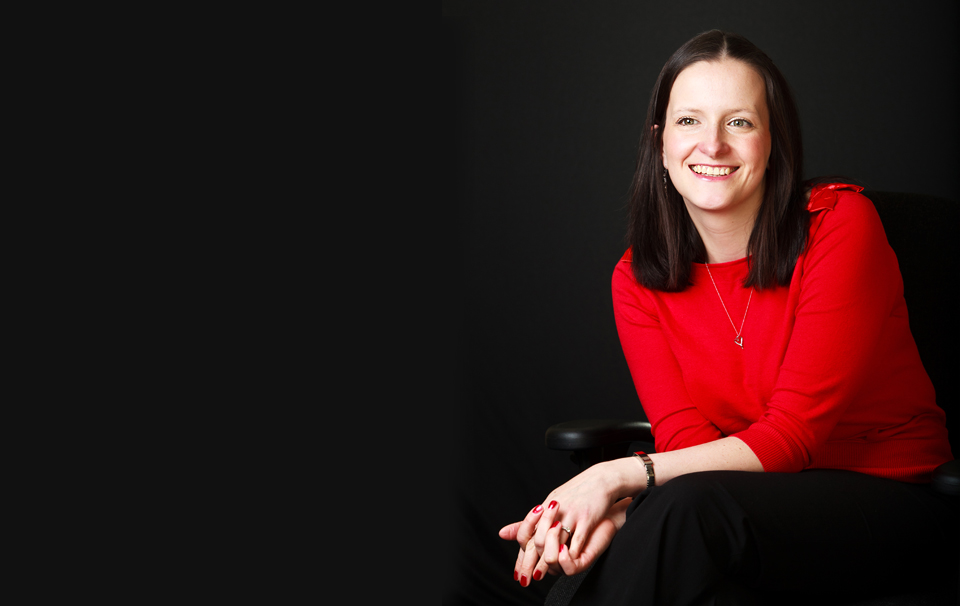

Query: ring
<box><xmin>561</xmin><ymin>525</ymin><xmax>572</xmax><ymax>534</ymax></box>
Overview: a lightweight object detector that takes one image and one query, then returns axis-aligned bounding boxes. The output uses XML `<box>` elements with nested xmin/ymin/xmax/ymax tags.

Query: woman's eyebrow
<box><xmin>671</xmin><ymin>107</ymin><xmax>759</xmax><ymax>115</ymax></box>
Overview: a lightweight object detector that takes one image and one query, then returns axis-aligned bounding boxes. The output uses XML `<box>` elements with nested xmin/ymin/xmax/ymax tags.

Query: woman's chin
<box><xmin>679</xmin><ymin>185</ymin><xmax>763</xmax><ymax>217</ymax></box>
<box><xmin>681</xmin><ymin>195</ymin><xmax>736</xmax><ymax>214</ymax></box>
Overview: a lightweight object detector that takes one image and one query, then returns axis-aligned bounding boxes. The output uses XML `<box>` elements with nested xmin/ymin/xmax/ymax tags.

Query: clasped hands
<box><xmin>498</xmin><ymin>458</ymin><xmax>637</xmax><ymax>587</ymax></box>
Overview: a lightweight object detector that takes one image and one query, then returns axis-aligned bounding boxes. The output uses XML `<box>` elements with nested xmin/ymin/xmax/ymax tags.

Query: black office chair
<box><xmin>544</xmin><ymin>191</ymin><xmax>959</xmax><ymax>605</ymax></box>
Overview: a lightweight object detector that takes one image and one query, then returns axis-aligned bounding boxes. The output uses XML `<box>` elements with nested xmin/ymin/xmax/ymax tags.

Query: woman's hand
<box><xmin>498</xmin><ymin>520</ymin><xmax>559</xmax><ymax>585</ymax></box>
<box><xmin>498</xmin><ymin>458</ymin><xmax>645</xmax><ymax>584</ymax></box>
<box><xmin>527</xmin><ymin>459</ymin><xmax>640</xmax><ymax>559</ymax></box>
<box><xmin>548</xmin><ymin>497</ymin><xmax>632</xmax><ymax>576</ymax></box>
<box><xmin>499</xmin><ymin>496</ymin><xmax>633</xmax><ymax>584</ymax></box>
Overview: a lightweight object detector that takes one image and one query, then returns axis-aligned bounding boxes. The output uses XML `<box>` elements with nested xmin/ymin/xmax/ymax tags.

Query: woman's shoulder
<box><xmin>805</xmin><ymin>182</ymin><xmax>888</xmax><ymax>252</ymax></box>
<box><xmin>612</xmin><ymin>248</ymin><xmax>653</xmax><ymax>299</ymax></box>
<box><xmin>806</xmin><ymin>182</ymin><xmax>868</xmax><ymax>212</ymax></box>
<box><xmin>807</xmin><ymin>182</ymin><xmax>883</xmax><ymax>227</ymax></box>
<box><xmin>612</xmin><ymin>248</ymin><xmax>635</xmax><ymax>285</ymax></box>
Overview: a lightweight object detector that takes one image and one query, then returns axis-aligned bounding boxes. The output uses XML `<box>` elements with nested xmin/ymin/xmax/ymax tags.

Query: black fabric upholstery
<box><xmin>866</xmin><ymin>191</ymin><xmax>959</xmax><ymax>457</ymax></box>
<box><xmin>544</xmin><ymin>570</ymin><xmax>591</xmax><ymax>606</ymax></box>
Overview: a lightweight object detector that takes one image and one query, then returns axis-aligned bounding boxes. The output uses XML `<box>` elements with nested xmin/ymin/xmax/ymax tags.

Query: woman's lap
<box><xmin>567</xmin><ymin>469</ymin><xmax>957</xmax><ymax>605</ymax></box>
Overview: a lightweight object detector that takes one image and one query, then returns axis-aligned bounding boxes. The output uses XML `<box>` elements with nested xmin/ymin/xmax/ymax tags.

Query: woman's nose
<box><xmin>697</xmin><ymin>126</ymin><xmax>729</xmax><ymax>157</ymax></box>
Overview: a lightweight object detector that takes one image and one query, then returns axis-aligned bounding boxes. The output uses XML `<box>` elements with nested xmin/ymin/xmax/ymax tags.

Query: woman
<box><xmin>499</xmin><ymin>30</ymin><xmax>955</xmax><ymax>604</ymax></box>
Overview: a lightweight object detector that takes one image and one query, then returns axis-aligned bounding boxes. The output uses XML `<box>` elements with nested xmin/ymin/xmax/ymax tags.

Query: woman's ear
<box><xmin>653</xmin><ymin>124</ymin><xmax>666</xmax><ymax>167</ymax></box>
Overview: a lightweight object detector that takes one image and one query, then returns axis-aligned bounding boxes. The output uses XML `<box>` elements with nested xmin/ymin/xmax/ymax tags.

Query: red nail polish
<box><xmin>532</xmin><ymin>505</ymin><xmax>543</xmax><ymax>514</ymax></box>
<box><xmin>514</xmin><ymin>570</ymin><xmax>519</xmax><ymax>581</ymax></box>
<box><xmin>548</xmin><ymin>500</ymin><xmax>558</xmax><ymax>510</ymax></box>
<box><xmin>521</xmin><ymin>574</ymin><xmax>528</xmax><ymax>586</ymax></box>
<box><xmin>551</xmin><ymin>521</ymin><xmax>560</xmax><ymax>528</ymax></box>
<box><xmin>534</xmin><ymin>570</ymin><xmax>542</xmax><ymax>581</ymax></box>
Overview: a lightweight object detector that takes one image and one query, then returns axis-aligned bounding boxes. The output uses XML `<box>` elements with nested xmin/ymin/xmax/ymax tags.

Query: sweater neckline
<box><xmin>693</xmin><ymin>256</ymin><xmax>749</xmax><ymax>269</ymax></box>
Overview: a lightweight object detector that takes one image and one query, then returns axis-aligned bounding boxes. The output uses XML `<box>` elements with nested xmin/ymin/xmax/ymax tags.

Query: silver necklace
<box><xmin>704</xmin><ymin>263</ymin><xmax>754</xmax><ymax>349</ymax></box>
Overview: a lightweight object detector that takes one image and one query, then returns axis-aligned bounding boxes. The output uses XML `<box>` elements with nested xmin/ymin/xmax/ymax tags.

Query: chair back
<box><xmin>867</xmin><ymin>190</ymin><xmax>959</xmax><ymax>457</ymax></box>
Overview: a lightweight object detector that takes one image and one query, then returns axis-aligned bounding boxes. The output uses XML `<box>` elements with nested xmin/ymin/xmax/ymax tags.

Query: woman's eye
<box><xmin>729</xmin><ymin>119</ymin><xmax>752</xmax><ymax>127</ymax></box>
<box><xmin>678</xmin><ymin>117</ymin><xmax>698</xmax><ymax>126</ymax></box>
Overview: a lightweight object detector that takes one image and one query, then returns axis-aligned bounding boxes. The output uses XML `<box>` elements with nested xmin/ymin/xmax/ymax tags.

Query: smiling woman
<box><xmin>498</xmin><ymin>29</ymin><xmax>956</xmax><ymax>606</ymax></box>
<box><xmin>631</xmin><ymin>30</ymin><xmax>807</xmax><ymax>293</ymax></box>
<box><xmin>661</xmin><ymin>59</ymin><xmax>771</xmax><ymax>263</ymax></box>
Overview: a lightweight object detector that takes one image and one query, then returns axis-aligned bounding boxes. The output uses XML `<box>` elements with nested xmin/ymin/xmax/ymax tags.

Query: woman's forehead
<box><xmin>668</xmin><ymin>59</ymin><xmax>767</xmax><ymax>114</ymax></box>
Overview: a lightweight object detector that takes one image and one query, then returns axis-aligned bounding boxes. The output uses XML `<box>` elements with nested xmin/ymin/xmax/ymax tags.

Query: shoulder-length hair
<box><xmin>627</xmin><ymin>30</ymin><xmax>807</xmax><ymax>292</ymax></box>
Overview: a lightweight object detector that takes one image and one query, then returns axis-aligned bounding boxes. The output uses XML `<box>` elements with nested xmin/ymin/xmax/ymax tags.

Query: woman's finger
<box><xmin>558</xmin><ymin>543</ymin><xmax>578</xmax><ymax>576</ymax></box>
<box><xmin>558</xmin><ymin>523</ymin><xmax>572</xmax><ymax>550</ymax></box>
<box><xmin>518</xmin><ymin>536</ymin><xmax>540</xmax><ymax>587</ymax></box>
<box><xmin>499</xmin><ymin>521</ymin><xmax>521</xmax><ymax>541</ymax></box>
<box><xmin>513</xmin><ymin>546</ymin><xmax>524</xmax><ymax>582</ymax></box>
<box><xmin>533</xmin><ymin>500</ymin><xmax>560</xmax><ymax>555</ymax></box>
<box><xmin>531</xmin><ymin>552</ymin><xmax>552</xmax><ymax>583</ymax></box>
<box><xmin>516</xmin><ymin>503</ymin><xmax>546</xmax><ymax>547</ymax></box>
<box><xmin>559</xmin><ymin>517</ymin><xmax>619</xmax><ymax>576</ymax></box>
<box><xmin>541</xmin><ymin>520</ymin><xmax>563</xmax><ymax>568</ymax></box>
<box><xmin>558</xmin><ymin>541</ymin><xmax>593</xmax><ymax>576</ymax></box>
<box><xmin>567</xmin><ymin>515</ymin><xmax>590</xmax><ymax>560</ymax></box>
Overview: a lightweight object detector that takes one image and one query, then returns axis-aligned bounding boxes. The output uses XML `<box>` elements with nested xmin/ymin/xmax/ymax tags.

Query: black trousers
<box><xmin>562</xmin><ymin>470</ymin><xmax>958</xmax><ymax>605</ymax></box>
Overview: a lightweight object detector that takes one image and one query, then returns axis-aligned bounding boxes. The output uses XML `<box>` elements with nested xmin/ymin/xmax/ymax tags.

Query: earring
<box><xmin>663</xmin><ymin>169</ymin><xmax>668</xmax><ymax>191</ymax></box>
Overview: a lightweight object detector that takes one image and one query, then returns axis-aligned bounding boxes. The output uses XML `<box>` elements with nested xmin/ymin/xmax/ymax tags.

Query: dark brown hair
<box><xmin>627</xmin><ymin>30</ymin><xmax>807</xmax><ymax>291</ymax></box>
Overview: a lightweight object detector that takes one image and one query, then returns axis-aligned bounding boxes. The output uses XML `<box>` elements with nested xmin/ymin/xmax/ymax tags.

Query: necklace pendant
<box><xmin>734</xmin><ymin>335</ymin><xmax>743</xmax><ymax>349</ymax></box>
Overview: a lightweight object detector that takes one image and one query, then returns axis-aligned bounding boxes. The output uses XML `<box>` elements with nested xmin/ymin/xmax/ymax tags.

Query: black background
<box><xmin>442</xmin><ymin>2</ymin><xmax>958</xmax><ymax>604</ymax></box>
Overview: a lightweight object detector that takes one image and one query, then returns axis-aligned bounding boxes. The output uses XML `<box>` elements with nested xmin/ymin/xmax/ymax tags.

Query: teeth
<box><xmin>692</xmin><ymin>165</ymin><xmax>733</xmax><ymax>176</ymax></box>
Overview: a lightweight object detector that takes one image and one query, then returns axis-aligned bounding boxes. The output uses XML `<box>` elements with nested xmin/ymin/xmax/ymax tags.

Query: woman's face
<box><xmin>661</xmin><ymin>58</ymin><xmax>772</xmax><ymax>225</ymax></box>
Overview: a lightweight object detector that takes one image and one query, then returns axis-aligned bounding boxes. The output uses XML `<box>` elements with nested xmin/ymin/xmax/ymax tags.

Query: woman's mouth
<box><xmin>690</xmin><ymin>165</ymin><xmax>738</xmax><ymax>177</ymax></box>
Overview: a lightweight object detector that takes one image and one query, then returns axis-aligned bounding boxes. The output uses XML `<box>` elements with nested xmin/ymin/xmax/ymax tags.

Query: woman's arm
<box><xmin>645</xmin><ymin>435</ymin><xmax>762</xmax><ymax>483</ymax></box>
<box><xmin>537</xmin><ymin>436</ymin><xmax>761</xmax><ymax>557</ymax></box>
<box><xmin>611</xmin><ymin>256</ymin><xmax>727</xmax><ymax>452</ymax></box>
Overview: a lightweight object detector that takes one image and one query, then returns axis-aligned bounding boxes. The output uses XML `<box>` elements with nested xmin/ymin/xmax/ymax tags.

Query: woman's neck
<box><xmin>686</xmin><ymin>206</ymin><xmax>757</xmax><ymax>264</ymax></box>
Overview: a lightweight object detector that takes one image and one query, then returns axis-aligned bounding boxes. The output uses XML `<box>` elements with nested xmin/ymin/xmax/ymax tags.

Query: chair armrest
<box><xmin>930</xmin><ymin>459</ymin><xmax>960</xmax><ymax>497</ymax></box>
<box><xmin>545</xmin><ymin>420</ymin><xmax>654</xmax><ymax>471</ymax></box>
<box><xmin>545</xmin><ymin>419</ymin><xmax>653</xmax><ymax>450</ymax></box>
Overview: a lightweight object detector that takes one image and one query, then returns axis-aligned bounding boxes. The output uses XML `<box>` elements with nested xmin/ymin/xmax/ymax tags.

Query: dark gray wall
<box><xmin>443</xmin><ymin>2</ymin><xmax>957</xmax><ymax>604</ymax></box>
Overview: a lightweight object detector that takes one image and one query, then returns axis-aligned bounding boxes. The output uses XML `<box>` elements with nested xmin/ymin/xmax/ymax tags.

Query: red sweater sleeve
<box><xmin>612</xmin><ymin>259</ymin><xmax>726</xmax><ymax>452</ymax></box>
<box><xmin>731</xmin><ymin>190</ymin><xmax>903</xmax><ymax>472</ymax></box>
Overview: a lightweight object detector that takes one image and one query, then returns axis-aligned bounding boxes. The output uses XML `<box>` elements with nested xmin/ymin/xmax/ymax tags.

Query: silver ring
<box><xmin>561</xmin><ymin>525</ymin><xmax>572</xmax><ymax>534</ymax></box>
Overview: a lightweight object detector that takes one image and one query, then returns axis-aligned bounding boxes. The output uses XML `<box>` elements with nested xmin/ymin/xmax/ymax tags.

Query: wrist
<box><xmin>632</xmin><ymin>451</ymin><xmax>656</xmax><ymax>490</ymax></box>
<box><xmin>608</xmin><ymin>456</ymin><xmax>649</xmax><ymax>499</ymax></box>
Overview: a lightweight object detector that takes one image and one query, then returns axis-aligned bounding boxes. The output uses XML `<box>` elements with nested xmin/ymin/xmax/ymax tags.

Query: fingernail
<box><xmin>548</xmin><ymin>500</ymin><xmax>558</xmax><ymax>510</ymax></box>
<box><xmin>532</xmin><ymin>505</ymin><xmax>543</xmax><ymax>514</ymax></box>
<box><xmin>534</xmin><ymin>570</ymin><xmax>542</xmax><ymax>581</ymax></box>
<box><xmin>514</xmin><ymin>570</ymin><xmax>518</xmax><ymax>581</ymax></box>
<box><xmin>551</xmin><ymin>521</ymin><xmax>560</xmax><ymax>528</ymax></box>
<box><xmin>521</xmin><ymin>574</ymin><xmax>528</xmax><ymax>586</ymax></box>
